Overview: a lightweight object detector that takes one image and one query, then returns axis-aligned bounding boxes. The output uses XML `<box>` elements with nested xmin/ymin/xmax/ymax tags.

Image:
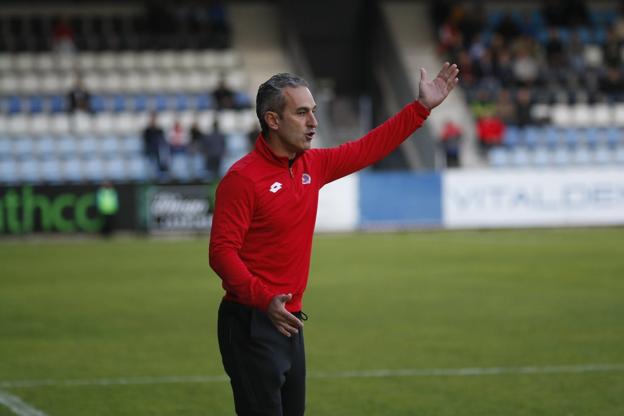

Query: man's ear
<box><xmin>265</xmin><ymin>111</ymin><xmax>280</xmax><ymax>131</ymax></box>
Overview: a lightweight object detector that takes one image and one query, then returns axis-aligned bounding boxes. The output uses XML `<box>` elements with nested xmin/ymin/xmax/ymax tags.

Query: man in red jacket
<box><xmin>209</xmin><ymin>62</ymin><xmax>459</xmax><ymax>415</ymax></box>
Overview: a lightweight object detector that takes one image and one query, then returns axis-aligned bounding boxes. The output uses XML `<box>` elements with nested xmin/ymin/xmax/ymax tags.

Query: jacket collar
<box><xmin>254</xmin><ymin>134</ymin><xmax>303</xmax><ymax>168</ymax></box>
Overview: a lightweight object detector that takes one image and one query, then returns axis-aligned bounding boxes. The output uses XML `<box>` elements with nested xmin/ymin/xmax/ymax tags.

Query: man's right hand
<box><xmin>266</xmin><ymin>293</ymin><xmax>304</xmax><ymax>337</ymax></box>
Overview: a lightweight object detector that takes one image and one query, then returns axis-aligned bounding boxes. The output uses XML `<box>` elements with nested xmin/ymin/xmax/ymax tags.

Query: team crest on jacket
<box><xmin>302</xmin><ymin>173</ymin><xmax>311</xmax><ymax>185</ymax></box>
<box><xmin>269</xmin><ymin>182</ymin><xmax>282</xmax><ymax>193</ymax></box>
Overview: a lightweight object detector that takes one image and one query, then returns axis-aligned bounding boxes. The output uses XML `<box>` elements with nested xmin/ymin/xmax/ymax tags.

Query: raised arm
<box><xmin>315</xmin><ymin>63</ymin><xmax>459</xmax><ymax>185</ymax></box>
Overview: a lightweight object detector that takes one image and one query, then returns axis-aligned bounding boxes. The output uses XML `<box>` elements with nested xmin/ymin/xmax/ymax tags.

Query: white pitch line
<box><xmin>1</xmin><ymin>363</ymin><xmax>623</xmax><ymax>390</ymax></box>
<box><xmin>0</xmin><ymin>390</ymin><xmax>48</xmax><ymax>416</ymax></box>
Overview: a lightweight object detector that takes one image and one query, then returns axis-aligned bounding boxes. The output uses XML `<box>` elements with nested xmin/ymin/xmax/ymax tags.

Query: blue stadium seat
<box><xmin>196</xmin><ymin>93</ymin><xmax>213</xmax><ymax>110</ymax></box>
<box><xmin>503</xmin><ymin>126</ymin><xmax>521</xmax><ymax>148</ymax></box>
<box><xmin>532</xmin><ymin>146</ymin><xmax>550</xmax><ymax>167</ymax></box>
<box><xmin>111</xmin><ymin>94</ymin><xmax>126</xmax><ymax>112</ymax></box>
<box><xmin>605</xmin><ymin>127</ymin><xmax>621</xmax><ymax>148</ymax></box>
<box><xmin>61</xmin><ymin>157</ymin><xmax>82</xmax><ymax>182</ymax></box>
<box><xmin>571</xmin><ymin>146</ymin><xmax>592</xmax><ymax>166</ymax></box>
<box><xmin>18</xmin><ymin>157</ymin><xmax>40</xmax><ymax>183</ymax></box>
<box><xmin>593</xmin><ymin>145</ymin><xmax>612</xmax><ymax>165</ymax></box>
<box><xmin>0</xmin><ymin>137</ymin><xmax>12</xmax><ymax>158</ymax></box>
<box><xmin>170</xmin><ymin>153</ymin><xmax>192</xmax><ymax>181</ymax></box>
<box><xmin>119</xmin><ymin>134</ymin><xmax>143</xmax><ymax>155</ymax></box>
<box><xmin>36</xmin><ymin>135</ymin><xmax>56</xmax><ymax>157</ymax></box>
<box><xmin>488</xmin><ymin>147</ymin><xmax>508</xmax><ymax>168</ymax></box>
<box><xmin>103</xmin><ymin>157</ymin><xmax>126</xmax><ymax>181</ymax></box>
<box><xmin>524</xmin><ymin>126</ymin><xmax>540</xmax><ymax>148</ymax></box>
<box><xmin>543</xmin><ymin>126</ymin><xmax>560</xmax><ymax>148</ymax></box>
<box><xmin>174</xmin><ymin>94</ymin><xmax>190</xmax><ymax>111</ymax></box>
<box><xmin>50</xmin><ymin>95</ymin><xmax>66</xmax><ymax>113</ymax></box>
<box><xmin>7</xmin><ymin>96</ymin><xmax>22</xmax><ymax>114</ymax></box>
<box><xmin>0</xmin><ymin>159</ymin><xmax>18</xmax><ymax>183</ymax></box>
<box><xmin>13</xmin><ymin>135</ymin><xmax>35</xmax><ymax>159</ymax></box>
<box><xmin>27</xmin><ymin>96</ymin><xmax>44</xmax><ymax>114</ymax></box>
<box><xmin>510</xmin><ymin>147</ymin><xmax>531</xmax><ymax>167</ymax></box>
<box><xmin>82</xmin><ymin>157</ymin><xmax>104</xmax><ymax>182</ymax></box>
<box><xmin>133</xmin><ymin>94</ymin><xmax>148</xmax><ymax>112</ymax></box>
<box><xmin>99</xmin><ymin>135</ymin><xmax>120</xmax><ymax>156</ymax></box>
<box><xmin>126</xmin><ymin>155</ymin><xmax>150</xmax><ymax>181</ymax></box>
<box><xmin>39</xmin><ymin>158</ymin><xmax>62</xmax><ymax>183</ymax></box>
<box><xmin>90</xmin><ymin>95</ymin><xmax>106</xmax><ymax>113</ymax></box>
<box><xmin>154</xmin><ymin>94</ymin><xmax>168</xmax><ymax>112</ymax></box>
<box><xmin>77</xmin><ymin>135</ymin><xmax>99</xmax><ymax>157</ymax></box>
<box><xmin>56</xmin><ymin>135</ymin><xmax>77</xmax><ymax>157</ymax></box>
<box><xmin>562</xmin><ymin>128</ymin><xmax>581</xmax><ymax>148</ymax></box>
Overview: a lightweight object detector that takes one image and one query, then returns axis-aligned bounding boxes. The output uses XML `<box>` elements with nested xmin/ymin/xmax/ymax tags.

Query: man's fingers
<box><xmin>437</xmin><ymin>62</ymin><xmax>450</xmax><ymax>79</ymax></box>
<box><xmin>420</xmin><ymin>67</ymin><xmax>427</xmax><ymax>83</ymax></box>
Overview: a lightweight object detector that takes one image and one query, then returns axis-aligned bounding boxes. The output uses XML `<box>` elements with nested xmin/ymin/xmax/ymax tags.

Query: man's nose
<box><xmin>308</xmin><ymin>112</ymin><xmax>318</xmax><ymax>127</ymax></box>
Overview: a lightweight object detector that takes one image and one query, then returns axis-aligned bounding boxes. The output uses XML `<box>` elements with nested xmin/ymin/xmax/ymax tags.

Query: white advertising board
<box><xmin>315</xmin><ymin>174</ymin><xmax>359</xmax><ymax>232</ymax></box>
<box><xmin>443</xmin><ymin>168</ymin><xmax>624</xmax><ymax>228</ymax></box>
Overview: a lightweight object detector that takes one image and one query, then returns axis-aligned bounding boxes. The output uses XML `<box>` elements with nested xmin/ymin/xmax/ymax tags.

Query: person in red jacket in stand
<box><xmin>209</xmin><ymin>63</ymin><xmax>459</xmax><ymax>416</ymax></box>
<box><xmin>476</xmin><ymin>113</ymin><xmax>506</xmax><ymax>154</ymax></box>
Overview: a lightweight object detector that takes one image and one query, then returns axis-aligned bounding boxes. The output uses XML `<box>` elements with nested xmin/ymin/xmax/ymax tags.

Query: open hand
<box><xmin>418</xmin><ymin>62</ymin><xmax>459</xmax><ymax>110</ymax></box>
<box><xmin>266</xmin><ymin>293</ymin><xmax>304</xmax><ymax>337</ymax></box>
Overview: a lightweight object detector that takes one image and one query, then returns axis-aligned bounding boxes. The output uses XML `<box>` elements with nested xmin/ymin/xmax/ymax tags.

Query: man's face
<box><xmin>271</xmin><ymin>86</ymin><xmax>318</xmax><ymax>157</ymax></box>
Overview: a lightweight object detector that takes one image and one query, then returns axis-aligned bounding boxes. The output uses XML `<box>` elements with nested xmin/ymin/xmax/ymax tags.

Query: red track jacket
<box><xmin>209</xmin><ymin>101</ymin><xmax>430</xmax><ymax>312</ymax></box>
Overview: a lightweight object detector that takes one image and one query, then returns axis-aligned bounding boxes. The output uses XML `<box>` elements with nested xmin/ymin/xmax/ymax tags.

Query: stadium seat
<box><xmin>571</xmin><ymin>146</ymin><xmax>592</xmax><ymax>166</ymax></box>
<box><xmin>488</xmin><ymin>147</ymin><xmax>508</xmax><ymax>167</ymax></box>
<box><xmin>99</xmin><ymin>135</ymin><xmax>120</xmax><ymax>156</ymax></box>
<box><xmin>119</xmin><ymin>134</ymin><xmax>143</xmax><ymax>155</ymax></box>
<box><xmin>103</xmin><ymin>157</ymin><xmax>126</xmax><ymax>181</ymax></box>
<box><xmin>77</xmin><ymin>135</ymin><xmax>99</xmax><ymax>157</ymax></box>
<box><xmin>592</xmin><ymin>145</ymin><xmax>612</xmax><ymax>165</ymax></box>
<box><xmin>532</xmin><ymin>146</ymin><xmax>550</xmax><ymax>167</ymax></box>
<box><xmin>82</xmin><ymin>157</ymin><xmax>104</xmax><ymax>182</ymax></box>
<box><xmin>615</xmin><ymin>145</ymin><xmax>624</xmax><ymax>164</ymax></box>
<box><xmin>0</xmin><ymin>137</ymin><xmax>12</xmax><ymax>158</ymax></box>
<box><xmin>503</xmin><ymin>126</ymin><xmax>521</xmax><ymax>148</ymax></box>
<box><xmin>18</xmin><ymin>157</ymin><xmax>40</xmax><ymax>182</ymax></box>
<box><xmin>13</xmin><ymin>136</ymin><xmax>35</xmax><ymax>159</ymax></box>
<box><xmin>0</xmin><ymin>158</ymin><xmax>18</xmax><ymax>183</ymax></box>
<box><xmin>61</xmin><ymin>157</ymin><xmax>83</xmax><ymax>182</ymax></box>
<box><xmin>35</xmin><ymin>135</ymin><xmax>56</xmax><ymax>157</ymax></box>
<box><xmin>39</xmin><ymin>157</ymin><xmax>62</xmax><ymax>183</ymax></box>
<box><xmin>126</xmin><ymin>154</ymin><xmax>150</xmax><ymax>181</ymax></box>
<box><xmin>170</xmin><ymin>153</ymin><xmax>192</xmax><ymax>181</ymax></box>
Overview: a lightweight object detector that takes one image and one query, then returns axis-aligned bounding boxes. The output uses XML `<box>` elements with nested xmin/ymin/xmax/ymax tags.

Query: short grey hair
<box><xmin>256</xmin><ymin>73</ymin><xmax>309</xmax><ymax>137</ymax></box>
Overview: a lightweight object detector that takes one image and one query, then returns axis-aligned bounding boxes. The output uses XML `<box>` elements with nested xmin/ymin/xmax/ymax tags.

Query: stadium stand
<box><xmin>432</xmin><ymin>0</ymin><xmax>624</xmax><ymax>168</ymax></box>
<box><xmin>0</xmin><ymin>2</ymin><xmax>256</xmax><ymax>185</ymax></box>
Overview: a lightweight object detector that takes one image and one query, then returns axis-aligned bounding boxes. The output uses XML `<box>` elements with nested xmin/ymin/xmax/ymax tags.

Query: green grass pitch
<box><xmin>1</xmin><ymin>228</ymin><xmax>623</xmax><ymax>415</ymax></box>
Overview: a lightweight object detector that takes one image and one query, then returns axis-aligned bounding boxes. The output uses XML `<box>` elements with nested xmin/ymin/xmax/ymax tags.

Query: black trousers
<box><xmin>218</xmin><ymin>300</ymin><xmax>306</xmax><ymax>416</ymax></box>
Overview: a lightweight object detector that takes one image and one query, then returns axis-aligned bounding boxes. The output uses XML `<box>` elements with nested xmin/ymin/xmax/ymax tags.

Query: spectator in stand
<box><xmin>470</xmin><ymin>88</ymin><xmax>496</xmax><ymax>119</ymax></box>
<box><xmin>143</xmin><ymin>112</ymin><xmax>170</xmax><ymax>175</ymax></box>
<box><xmin>567</xmin><ymin>31</ymin><xmax>588</xmax><ymax>73</ymax></box>
<box><xmin>515</xmin><ymin>87</ymin><xmax>535</xmax><ymax>127</ymax></box>
<box><xmin>476</xmin><ymin>113</ymin><xmax>506</xmax><ymax>154</ymax></box>
<box><xmin>599</xmin><ymin>67</ymin><xmax>624</xmax><ymax>102</ymax></box>
<box><xmin>496</xmin><ymin>88</ymin><xmax>518</xmax><ymax>125</ymax></box>
<box><xmin>189</xmin><ymin>120</ymin><xmax>206</xmax><ymax>155</ymax></box>
<box><xmin>169</xmin><ymin>120</ymin><xmax>188</xmax><ymax>154</ymax></box>
<box><xmin>603</xmin><ymin>27</ymin><xmax>623</xmax><ymax>69</ymax></box>
<box><xmin>213</xmin><ymin>77</ymin><xmax>236</xmax><ymax>110</ymax></box>
<box><xmin>67</xmin><ymin>74</ymin><xmax>92</xmax><ymax>113</ymax></box>
<box><xmin>512</xmin><ymin>38</ymin><xmax>540</xmax><ymax>86</ymax></box>
<box><xmin>204</xmin><ymin>119</ymin><xmax>226</xmax><ymax>178</ymax></box>
<box><xmin>545</xmin><ymin>27</ymin><xmax>566</xmax><ymax>67</ymax></box>
<box><xmin>439</xmin><ymin>120</ymin><xmax>463</xmax><ymax>168</ymax></box>
<box><xmin>52</xmin><ymin>16</ymin><xmax>75</xmax><ymax>54</ymax></box>
<box><xmin>495</xmin><ymin>13</ymin><xmax>521</xmax><ymax>44</ymax></box>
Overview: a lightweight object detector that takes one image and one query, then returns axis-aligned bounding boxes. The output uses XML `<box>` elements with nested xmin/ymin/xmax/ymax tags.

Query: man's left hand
<box><xmin>417</xmin><ymin>62</ymin><xmax>459</xmax><ymax>110</ymax></box>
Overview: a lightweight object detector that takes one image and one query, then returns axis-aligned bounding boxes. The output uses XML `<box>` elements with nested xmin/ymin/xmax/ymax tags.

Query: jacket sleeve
<box><xmin>315</xmin><ymin>101</ymin><xmax>430</xmax><ymax>185</ymax></box>
<box><xmin>209</xmin><ymin>171</ymin><xmax>275</xmax><ymax>310</ymax></box>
